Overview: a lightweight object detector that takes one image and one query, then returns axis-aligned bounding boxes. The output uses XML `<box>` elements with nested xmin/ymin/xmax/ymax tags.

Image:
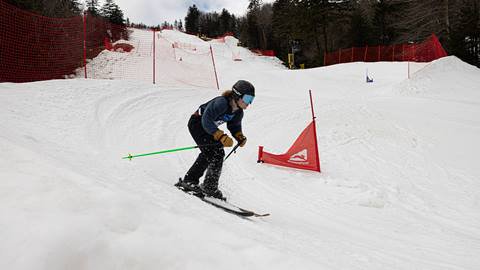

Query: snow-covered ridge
<box><xmin>397</xmin><ymin>56</ymin><xmax>480</xmax><ymax>101</ymax></box>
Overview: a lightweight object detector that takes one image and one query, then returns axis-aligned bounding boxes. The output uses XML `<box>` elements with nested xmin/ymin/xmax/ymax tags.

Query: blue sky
<box><xmin>102</xmin><ymin>0</ymin><xmax>275</xmax><ymax>26</ymax></box>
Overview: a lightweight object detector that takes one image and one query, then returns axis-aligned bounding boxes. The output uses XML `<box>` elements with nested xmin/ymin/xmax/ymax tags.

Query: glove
<box><xmin>234</xmin><ymin>131</ymin><xmax>247</xmax><ymax>147</ymax></box>
<box><xmin>212</xmin><ymin>130</ymin><xmax>233</xmax><ymax>147</ymax></box>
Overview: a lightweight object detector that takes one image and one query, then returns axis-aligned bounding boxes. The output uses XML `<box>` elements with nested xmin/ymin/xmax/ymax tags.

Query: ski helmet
<box><xmin>232</xmin><ymin>80</ymin><xmax>255</xmax><ymax>98</ymax></box>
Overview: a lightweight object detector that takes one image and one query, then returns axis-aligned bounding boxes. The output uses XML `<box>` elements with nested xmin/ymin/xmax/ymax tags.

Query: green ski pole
<box><xmin>122</xmin><ymin>143</ymin><xmax>219</xmax><ymax>161</ymax></box>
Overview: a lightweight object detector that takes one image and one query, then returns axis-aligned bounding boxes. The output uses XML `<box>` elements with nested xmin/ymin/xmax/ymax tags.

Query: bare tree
<box><xmin>42</xmin><ymin>0</ymin><xmax>80</xmax><ymax>17</ymax></box>
<box><xmin>256</xmin><ymin>3</ymin><xmax>273</xmax><ymax>49</ymax></box>
<box><xmin>393</xmin><ymin>0</ymin><xmax>461</xmax><ymax>46</ymax></box>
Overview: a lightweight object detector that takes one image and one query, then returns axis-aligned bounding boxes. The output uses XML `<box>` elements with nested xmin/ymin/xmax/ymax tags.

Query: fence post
<box><xmin>364</xmin><ymin>45</ymin><xmax>368</xmax><ymax>62</ymax></box>
<box><xmin>83</xmin><ymin>11</ymin><xmax>87</xmax><ymax>79</ymax></box>
<box><xmin>413</xmin><ymin>44</ymin><xmax>416</xmax><ymax>62</ymax></box>
<box><xmin>309</xmin><ymin>90</ymin><xmax>321</xmax><ymax>172</ymax></box>
<box><xmin>351</xmin><ymin>47</ymin><xmax>354</xmax><ymax>62</ymax></box>
<box><xmin>210</xmin><ymin>45</ymin><xmax>220</xmax><ymax>90</ymax></box>
<box><xmin>408</xmin><ymin>60</ymin><xmax>410</xmax><ymax>79</ymax></box>
<box><xmin>152</xmin><ymin>29</ymin><xmax>155</xmax><ymax>84</ymax></box>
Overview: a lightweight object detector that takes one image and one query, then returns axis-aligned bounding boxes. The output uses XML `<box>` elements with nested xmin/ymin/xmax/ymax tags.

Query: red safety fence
<box><xmin>324</xmin><ymin>34</ymin><xmax>447</xmax><ymax>66</ymax></box>
<box><xmin>76</xmin><ymin>29</ymin><xmax>219</xmax><ymax>89</ymax></box>
<box><xmin>85</xmin><ymin>14</ymin><xmax>129</xmax><ymax>59</ymax></box>
<box><xmin>158</xmin><ymin>33</ymin><xmax>219</xmax><ymax>89</ymax></box>
<box><xmin>251</xmin><ymin>49</ymin><xmax>276</xmax><ymax>57</ymax></box>
<box><xmin>213</xmin><ymin>32</ymin><xmax>234</xmax><ymax>43</ymax></box>
<box><xmin>0</xmin><ymin>0</ymin><xmax>83</xmax><ymax>82</ymax></box>
<box><xmin>0</xmin><ymin>0</ymin><xmax>219</xmax><ymax>89</ymax></box>
<box><xmin>0</xmin><ymin>0</ymin><xmax>126</xmax><ymax>83</ymax></box>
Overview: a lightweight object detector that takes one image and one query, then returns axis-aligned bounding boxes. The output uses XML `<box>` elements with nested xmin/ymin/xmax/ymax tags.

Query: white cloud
<box><xmin>100</xmin><ymin>0</ymin><xmax>274</xmax><ymax>26</ymax></box>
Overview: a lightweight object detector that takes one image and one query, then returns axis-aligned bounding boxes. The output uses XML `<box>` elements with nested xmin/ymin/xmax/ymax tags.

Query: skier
<box><xmin>176</xmin><ymin>80</ymin><xmax>255</xmax><ymax>200</ymax></box>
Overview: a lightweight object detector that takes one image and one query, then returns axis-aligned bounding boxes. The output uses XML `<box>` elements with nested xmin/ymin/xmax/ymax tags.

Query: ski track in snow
<box><xmin>1</xmin><ymin>29</ymin><xmax>480</xmax><ymax>269</ymax></box>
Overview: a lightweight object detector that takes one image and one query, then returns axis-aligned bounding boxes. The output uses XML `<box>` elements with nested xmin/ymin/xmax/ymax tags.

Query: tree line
<box><xmin>185</xmin><ymin>5</ymin><xmax>238</xmax><ymax>37</ymax></box>
<box><xmin>5</xmin><ymin>0</ymin><xmax>185</xmax><ymax>33</ymax></box>
<box><xmin>185</xmin><ymin>0</ymin><xmax>480</xmax><ymax>68</ymax></box>
<box><xmin>5</xmin><ymin>0</ymin><xmax>478</xmax><ymax>67</ymax></box>
<box><xmin>5</xmin><ymin>0</ymin><xmax>126</xmax><ymax>25</ymax></box>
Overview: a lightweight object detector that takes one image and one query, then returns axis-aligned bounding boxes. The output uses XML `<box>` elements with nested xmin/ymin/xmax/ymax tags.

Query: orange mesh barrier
<box><xmin>324</xmin><ymin>34</ymin><xmax>447</xmax><ymax>66</ymax></box>
<box><xmin>0</xmin><ymin>0</ymin><xmax>128</xmax><ymax>82</ymax></box>
<box><xmin>1</xmin><ymin>1</ymin><xmax>218</xmax><ymax>88</ymax></box>
<box><xmin>0</xmin><ymin>0</ymin><xmax>83</xmax><ymax>82</ymax></box>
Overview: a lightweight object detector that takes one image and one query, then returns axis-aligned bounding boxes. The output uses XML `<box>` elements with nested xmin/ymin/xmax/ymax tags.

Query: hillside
<box><xmin>1</xmin><ymin>29</ymin><xmax>480</xmax><ymax>270</ymax></box>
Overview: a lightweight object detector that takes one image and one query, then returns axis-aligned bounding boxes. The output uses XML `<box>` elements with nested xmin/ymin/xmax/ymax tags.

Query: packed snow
<box><xmin>1</xmin><ymin>29</ymin><xmax>480</xmax><ymax>270</ymax></box>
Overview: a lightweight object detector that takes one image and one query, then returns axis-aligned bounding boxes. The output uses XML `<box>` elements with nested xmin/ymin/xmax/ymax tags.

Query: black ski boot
<box><xmin>175</xmin><ymin>178</ymin><xmax>201</xmax><ymax>193</ymax></box>
<box><xmin>200</xmin><ymin>183</ymin><xmax>226</xmax><ymax>201</ymax></box>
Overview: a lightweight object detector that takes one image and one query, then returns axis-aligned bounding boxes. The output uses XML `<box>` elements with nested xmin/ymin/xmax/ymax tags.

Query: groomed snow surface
<box><xmin>1</xmin><ymin>29</ymin><xmax>480</xmax><ymax>269</ymax></box>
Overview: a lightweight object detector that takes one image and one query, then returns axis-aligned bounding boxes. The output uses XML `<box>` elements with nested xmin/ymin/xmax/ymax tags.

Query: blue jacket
<box><xmin>197</xmin><ymin>96</ymin><xmax>243</xmax><ymax>135</ymax></box>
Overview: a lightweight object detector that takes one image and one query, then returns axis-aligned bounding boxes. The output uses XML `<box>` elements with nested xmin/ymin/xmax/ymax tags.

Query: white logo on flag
<box><xmin>288</xmin><ymin>149</ymin><xmax>309</xmax><ymax>165</ymax></box>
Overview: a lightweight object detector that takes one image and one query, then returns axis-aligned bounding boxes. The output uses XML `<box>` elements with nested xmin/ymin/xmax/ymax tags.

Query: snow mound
<box><xmin>396</xmin><ymin>56</ymin><xmax>480</xmax><ymax>100</ymax></box>
<box><xmin>224</xmin><ymin>35</ymin><xmax>239</xmax><ymax>47</ymax></box>
<box><xmin>415</xmin><ymin>55</ymin><xmax>480</xmax><ymax>75</ymax></box>
<box><xmin>160</xmin><ymin>29</ymin><xmax>207</xmax><ymax>46</ymax></box>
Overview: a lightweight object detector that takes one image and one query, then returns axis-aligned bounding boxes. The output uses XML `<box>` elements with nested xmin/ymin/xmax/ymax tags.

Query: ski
<box><xmin>175</xmin><ymin>182</ymin><xmax>269</xmax><ymax>218</ymax></box>
<box><xmin>201</xmin><ymin>196</ymin><xmax>270</xmax><ymax>217</ymax></box>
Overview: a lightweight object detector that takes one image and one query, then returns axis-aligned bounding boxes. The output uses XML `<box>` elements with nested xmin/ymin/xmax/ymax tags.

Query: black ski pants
<box><xmin>183</xmin><ymin>115</ymin><xmax>225</xmax><ymax>189</ymax></box>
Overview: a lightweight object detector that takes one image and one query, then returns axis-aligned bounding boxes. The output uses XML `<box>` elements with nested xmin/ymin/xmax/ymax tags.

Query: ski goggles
<box><xmin>242</xmin><ymin>94</ymin><xmax>255</xmax><ymax>105</ymax></box>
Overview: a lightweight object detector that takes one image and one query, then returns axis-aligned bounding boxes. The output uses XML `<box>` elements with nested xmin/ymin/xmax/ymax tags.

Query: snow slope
<box><xmin>1</xmin><ymin>29</ymin><xmax>480</xmax><ymax>270</ymax></box>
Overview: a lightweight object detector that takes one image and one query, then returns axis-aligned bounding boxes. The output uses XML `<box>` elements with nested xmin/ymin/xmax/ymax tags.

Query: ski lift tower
<box><xmin>288</xmin><ymin>39</ymin><xmax>301</xmax><ymax>69</ymax></box>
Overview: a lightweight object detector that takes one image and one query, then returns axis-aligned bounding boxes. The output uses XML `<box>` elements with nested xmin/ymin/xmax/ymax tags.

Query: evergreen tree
<box><xmin>6</xmin><ymin>0</ymin><xmax>42</xmax><ymax>13</ymax></box>
<box><xmin>109</xmin><ymin>3</ymin><xmax>125</xmax><ymax>25</ymax></box>
<box><xmin>370</xmin><ymin>0</ymin><xmax>404</xmax><ymax>45</ymax></box>
<box><xmin>245</xmin><ymin>0</ymin><xmax>262</xmax><ymax>48</ymax></box>
<box><xmin>199</xmin><ymin>12</ymin><xmax>221</xmax><ymax>37</ymax></box>
<box><xmin>6</xmin><ymin>0</ymin><xmax>81</xmax><ymax>17</ymax></box>
<box><xmin>100</xmin><ymin>0</ymin><xmax>125</xmax><ymax>25</ymax></box>
<box><xmin>178</xmin><ymin>20</ymin><xmax>184</xmax><ymax>31</ymax></box>
<box><xmin>162</xmin><ymin>21</ymin><xmax>171</xmax><ymax>29</ymax></box>
<box><xmin>44</xmin><ymin>0</ymin><xmax>81</xmax><ymax>17</ymax></box>
<box><xmin>219</xmin><ymin>8</ymin><xmax>231</xmax><ymax>34</ymax></box>
<box><xmin>248</xmin><ymin>0</ymin><xmax>262</xmax><ymax>10</ymax></box>
<box><xmin>450</xmin><ymin>0</ymin><xmax>480</xmax><ymax>66</ymax></box>
<box><xmin>98</xmin><ymin>0</ymin><xmax>127</xmax><ymax>41</ymax></box>
<box><xmin>86</xmin><ymin>0</ymin><xmax>99</xmax><ymax>16</ymax></box>
<box><xmin>185</xmin><ymin>5</ymin><xmax>200</xmax><ymax>33</ymax></box>
<box><xmin>270</xmin><ymin>0</ymin><xmax>354</xmax><ymax>66</ymax></box>
<box><xmin>100</xmin><ymin>0</ymin><xmax>116</xmax><ymax>19</ymax></box>
<box><xmin>349</xmin><ymin>6</ymin><xmax>372</xmax><ymax>47</ymax></box>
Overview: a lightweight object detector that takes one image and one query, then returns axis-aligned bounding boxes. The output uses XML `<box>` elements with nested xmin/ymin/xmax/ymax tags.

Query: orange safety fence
<box><xmin>324</xmin><ymin>34</ymin><xmax>447</xmax><ymax>66</ymax></box>
<box><xmin>1</xmin><ymin>0</ymin><xmax>218</xmax><ymax>89</ymax></box>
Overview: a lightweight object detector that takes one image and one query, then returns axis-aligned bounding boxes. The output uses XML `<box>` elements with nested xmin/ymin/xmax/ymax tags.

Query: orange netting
<box><xmin>324</xmin><ymin>34</ymin><xmax>447</xmax><ymax>66</ymax></box>
<box><xmin>1</xmin><ymin>0</ymin><xmax>218</xmax><ymax>89</ymax></box>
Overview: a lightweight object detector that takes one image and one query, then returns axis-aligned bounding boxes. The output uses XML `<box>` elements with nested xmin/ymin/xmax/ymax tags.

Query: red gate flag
<box><xmin>257</xmin><ymin>120</ymin><xmax>321</xmax><ymax>172</ymax></box>
<box><xmin>258</xmin><ymin>90</ymin><xmax>321</xmax><ymax>172</ymax></box>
